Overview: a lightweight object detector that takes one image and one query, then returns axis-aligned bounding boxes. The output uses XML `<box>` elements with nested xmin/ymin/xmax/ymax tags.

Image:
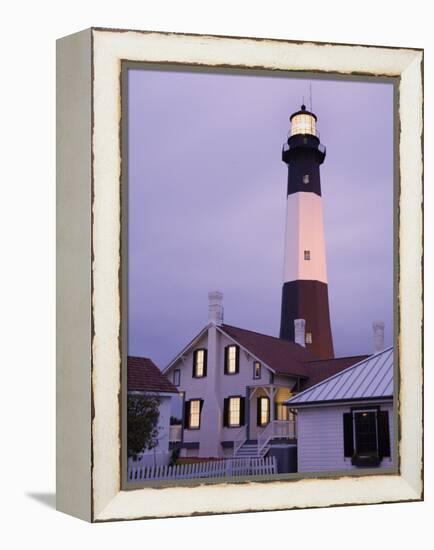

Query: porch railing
<box><xmin>273</xmin><ymin>419</ymin><xmax>296</xmax><ymax>439</ymax></box>
<box><xmin>233</xmin><ymin>425</ymin><xmax>247</xmax><ymax>456</ymax></box>
<box><xmin>257</xmin><ymin>420</ymin><xmax>296</xmax><ymax>456</ymax></box>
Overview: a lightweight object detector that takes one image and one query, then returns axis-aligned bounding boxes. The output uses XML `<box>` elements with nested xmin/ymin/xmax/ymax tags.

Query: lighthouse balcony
<box><xmin>282</xmin><ymin>138</ymin><xmax>326</xmax><ymax>163</ymax></box>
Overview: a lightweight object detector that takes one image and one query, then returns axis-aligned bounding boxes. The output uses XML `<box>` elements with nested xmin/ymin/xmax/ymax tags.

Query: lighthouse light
<box><xmin>291</xmin><ymin>113</ymin><xmax>317</xmax><ymax>136</ymax></box>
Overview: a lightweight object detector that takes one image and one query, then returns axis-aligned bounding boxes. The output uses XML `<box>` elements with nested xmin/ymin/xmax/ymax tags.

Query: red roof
<box><xmin>220</xmin><ymin>324</ymin><xmax>366</xmax><ymax>388</ymax></box>
<box><xmin>300</xmin><ymin>355</ymin><xmax>369</xmax><ymax>390</ymax></box>
<box><xmin>128</xmin><ymin>356</ymin><xmax>178</xmax><ymax>394</ymax></box>
<box><xmin>221</xmin><ymin>324</ymin><xmax>318</xmax><ymax>377</ymax></box>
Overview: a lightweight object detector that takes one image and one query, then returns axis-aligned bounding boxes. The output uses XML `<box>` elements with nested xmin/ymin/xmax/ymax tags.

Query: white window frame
<box><xmin>352</xmin><ymin>408</ymin><xmax>379</xmax><ymax>455</ymax></box>
<box><xmin>189</xmin><ymin>399</ymin><xmax>201</xmax><ymax>429</ymax></box>
<box><xmin>259</xmin><ymin>396</ymin><xmax>270</xmax><ymax>426</ymax></box>
<box><xmin>173</xmin><ymin>369</ymin><xmax>180</xmax><ymax>386</ymax></box>
<box><xmin>253</xmin><ymin>361</ymin><xmax>261</xmax><ymax>379</ymax></box>
<box><xmin>226</xmin><ymin>345</ymin><xmax>238</xmax><ymax>374</ymax></box>
<box><xmin>228</xmin><ymin>396</ymin><xmax>241</xmax><ymax>428</ymax></box>
<box><xmin>193</xmin><ymin>349</ymin><xmax>206</xmax><ymax>378</ymax></box>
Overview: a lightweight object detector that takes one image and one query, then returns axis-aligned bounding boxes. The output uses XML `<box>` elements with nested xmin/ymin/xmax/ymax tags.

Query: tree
<box><xmin>127</xmin><ymin>394</ymin><xmax>160</xmax><ymax>460</ymax></box>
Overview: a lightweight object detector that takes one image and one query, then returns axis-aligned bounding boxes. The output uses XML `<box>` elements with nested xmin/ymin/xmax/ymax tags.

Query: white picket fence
<box><xmin>128</xmin><ymin>456</ymin><xmax>277</xmax><ymax>482</ymax></box>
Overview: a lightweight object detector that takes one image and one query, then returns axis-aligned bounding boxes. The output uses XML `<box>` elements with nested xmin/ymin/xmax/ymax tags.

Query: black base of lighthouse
<box><xmin>280</xmin><ymin>280</ymin><xmax>334</xmax><ymax>359</ymax></box>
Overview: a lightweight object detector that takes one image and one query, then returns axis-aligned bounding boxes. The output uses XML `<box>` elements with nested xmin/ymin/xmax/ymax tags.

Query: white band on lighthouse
<box><xmin>283</xmin><ymin>191</ymin><xmax>328</xmax><ymax>284</ymax></box>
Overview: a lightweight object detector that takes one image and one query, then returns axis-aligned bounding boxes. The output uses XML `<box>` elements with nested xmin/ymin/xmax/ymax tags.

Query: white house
<box><xmin>163</xmin><ymin>291</ymin><xmax>366</xmax><ymax>461</ymax></box>
<box><xmin>127</xmin><ymin>356</ymin><xmax>179</xmax><ymax>467</ymax></box>
<box><xmin>286</xmin><ymin>347</ymin><xmax>394</xmax><ymax>472</ymax></box>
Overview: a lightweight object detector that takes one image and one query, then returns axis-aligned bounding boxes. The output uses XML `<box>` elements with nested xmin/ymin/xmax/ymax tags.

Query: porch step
<box><xmin>233</xmin><ymin>443</ymin><xmax>270</xmax><ymax>459</ymax></box>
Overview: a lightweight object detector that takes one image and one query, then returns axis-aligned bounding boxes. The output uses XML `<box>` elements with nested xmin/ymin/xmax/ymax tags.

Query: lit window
<box><xmin>173</xmin><ymin>369</ymin><xmax>180</xmax><ymax>386</ymax></box>
<box><xmin>303</xmin><ymin>174</ymin><xmax>310</xmax><ymax>184</ymax></box>
<box><xmin>258</xmin><ymin>397</ymin><xmax>270</xmax><ymax>427</ymax></box>
<box><xmin>305</xmin><ymin>332</ymin><xmax>312</xmax><ymax>344</ymax></box>
<box><xmin>228</xmin><ymin>397</ymin><xmax>241</xmax><ymax>427</ymax></box>
<box><xmin>253</xmin><ymin>361</ymin><xmax>261</xmax><ymax>379</ymax></box>
<box><xmin>193</xmin><ymin>349</ymin><xmax>207</xmax><ymax>378</ymax></box>
<box><xmin>304</xmin><ymin>250</ymin><xmax>311</xmax><ymax>261</ymax></box>
<box><xmin>225</xmin><ymin>345</ymin><xmax>239</xmax><ymax>374</ymax></box>
<box><xmin>189</xmin><ymin>399</ymin><xmax>201</xmax><ymax>429</ymax></box>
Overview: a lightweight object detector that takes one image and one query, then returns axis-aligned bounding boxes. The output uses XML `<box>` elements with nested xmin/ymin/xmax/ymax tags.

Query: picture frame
<box><xmin>56</xmin><ymin>27</ymin><xmax>423</xmax><ymax>522</ymax></box>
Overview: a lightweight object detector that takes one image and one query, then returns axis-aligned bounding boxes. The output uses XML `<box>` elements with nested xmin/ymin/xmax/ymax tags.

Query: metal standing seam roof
<box><xmin>286</xmin><ymin>347</ymin><xmax>394</xmax><ymax>406</ymax></box>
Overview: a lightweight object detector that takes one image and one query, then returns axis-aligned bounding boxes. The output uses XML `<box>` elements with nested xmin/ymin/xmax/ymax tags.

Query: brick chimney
<box><xmin>294</xmin><ymin>319</ymin><xmax>306</xmax><ymax>347</ymax></box>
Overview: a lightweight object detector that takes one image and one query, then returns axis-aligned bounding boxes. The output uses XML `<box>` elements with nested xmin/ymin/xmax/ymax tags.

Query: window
<box><xmin>224</xmin><ymin>345</ymin><xmax>239</xmax><ymax>374</ymax></box>
<box><xmin>343</xmin><ymin>409</ymin><xmax>391</xmax><ymax>463</ymax></box>
<box><xmin>354</xmin><ymin>411</ymin><xmax>378</xmax><ymax>454</ymax></box>
<box><xmin>303</xmin><ymin>174</ymin><xmax>310</xmax><ymax>184</ymax></box>
<box><xmin>193</xmin><ymin>348</ymin><xmax>207</xmax><ymax>378</ymax></box>
<box><xmin>253</xmin><ymin>361</ymin><xmax>261</xmax><ymax>379</ymax></box>
<box><xmin>304</xmin><ymin>250</ymin><xmax>311</xmax><ymax>261</ymax></box>
<box><xmin>257</xmin><ymin>396</ymin><xmax>270</xmax><ymax>427</ymax></box>
<box><xmin>229</xmin><ymin>397</ymin><xmax>241</xmax><ymax>427</ymax></box>
<box><xmin>305</xmin><ymin>332</ymin><xmax>312</xmax><ymax>344</ymax></box>
<box><xmin>173</xmin><ymin>369</ymin><xmax>180</xmax><ymax>386</ymax></box>
<box><xmin>185</xmin><ymin>399</ymin><xmax>202</xmax><ymax>429</ymax></box>
<box><xmin>223</xmin><ymin>396</ymin><xmax>245</xmax><ymax>428</ymax></box>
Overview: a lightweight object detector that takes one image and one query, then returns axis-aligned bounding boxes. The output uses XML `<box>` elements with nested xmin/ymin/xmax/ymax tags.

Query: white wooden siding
<box><xmin>297</xmin><ymin>402</ymin><xmax>394</xmax><ymax>472</ymax></box>
<box><xmin>167</xmin><ymin>328</ymin><xmax>296</xmax><ymax>455</ymax></box>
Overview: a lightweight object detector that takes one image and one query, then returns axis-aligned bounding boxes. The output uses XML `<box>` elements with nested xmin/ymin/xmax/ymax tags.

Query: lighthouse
<box><xmin>279</xmin><ymin>105</ymin><xmax>334</xmax><ymax>359</ymax></box>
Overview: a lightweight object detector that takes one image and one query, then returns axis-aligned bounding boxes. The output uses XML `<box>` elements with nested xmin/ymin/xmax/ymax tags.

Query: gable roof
<box><xmin>128</xmin><ymin>356</ymin><xmax>178</xmax><ymax>394</ymax></box>
<box><xmin>286</xmin><ymin>347</ymin><xmax>393</xmax><ymax>406</ymax></box>
<box><xmin>163</xmin><ymin>321</ymin><xmax>369</xmax><ymax>388</ymax></box>
<box><xmin>220</xmin><ymin>324</ymin><xmax>318</xmax><ymax>377</ymax></box>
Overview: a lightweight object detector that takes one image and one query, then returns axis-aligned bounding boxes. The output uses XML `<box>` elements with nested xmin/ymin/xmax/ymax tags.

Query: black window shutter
<box><xmin>199</xmin><ymin>399</ymin><xmax>204</xmax><ymax>428</ymax></box>
<box><xmin>257</xmin><ymin>397</ymin><xmax>261</xmax><ymax>426</ymax></box>
<box><xmin>184</xmin><ymin>400</ymin><xmax>190</xmax><ymax>429</ymax></box>
<box><xmin>223</xmin><ymin>398</ymin><xmax>229</xmax><ymax>427</ymax></box>
<box><xmin>224</xmin><ymin>346</ymin><xmax>228</xmax><ymax>374</ymax></box>
<box><xmin>377</xmin><ymin>410</ymin><xmax>391</xmax><ymax>458</ymax></box>
<box><xmin>240</xmin><ymin>397</ymin><xmax>245</xmax><ymax>426</ymax></box>
<box><xmin>343</xmin><ymin>413</ymin><xmax>354</xmax><ymax>457</ymax></box>
<box><xmin>203</xmin><ymin>349</ymin><xmax>208</xmax><ymax>377</ymax></box>
<box><xmin>235</xmin><ymin>346</ymin><xmax>240</xmax><ymax>373</ymax></box>
<box><xmin>192</xmin><ymin>350</ymin><xmax>197</xmax><ymax>378</ymax></box>
<box><xmin>274</xmin><ymin>402</ymin><xmax>279</xmax><ymax>421</ymax></box>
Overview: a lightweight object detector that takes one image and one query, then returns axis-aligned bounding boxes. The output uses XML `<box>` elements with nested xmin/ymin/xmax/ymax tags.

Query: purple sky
<box><xmin>128</xmin><ymin>68</ymin><xmax>394</xmax><ymax>369</ymax></box>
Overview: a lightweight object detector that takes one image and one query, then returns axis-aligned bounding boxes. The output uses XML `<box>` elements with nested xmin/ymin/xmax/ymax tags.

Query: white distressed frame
<box><xmin>57</xmin><ymin>28</ymin><xmax>423</xmax><ymax>522</ymax></box>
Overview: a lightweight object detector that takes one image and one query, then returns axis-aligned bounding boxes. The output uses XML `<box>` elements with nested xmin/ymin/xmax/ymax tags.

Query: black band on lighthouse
<box><xmin>279</xmin><ymin>280</ymin><xmax>334</xmax><ymax>359</ymax></box>
<box><xmin>282</xmin><ymin>134</ymin><xmax>326</xmax><ymax>197</ymax></box>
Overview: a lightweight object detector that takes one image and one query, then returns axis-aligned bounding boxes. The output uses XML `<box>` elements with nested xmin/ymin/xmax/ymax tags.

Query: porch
<box><xmin>233</xmin><ymin>385</ymin><xmax>296</xmax><ymax>458</ymax></box>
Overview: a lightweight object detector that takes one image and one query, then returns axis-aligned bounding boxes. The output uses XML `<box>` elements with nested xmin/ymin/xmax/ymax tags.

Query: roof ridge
<box><xmin>303</xmin><ymin>354</ymin><xmax>368</xmax><ymax>364</ymax></box>
<box><xmin>222</xmin><ymin>323</ymin><xmax>303</xmax><ymax>347</ymax></box>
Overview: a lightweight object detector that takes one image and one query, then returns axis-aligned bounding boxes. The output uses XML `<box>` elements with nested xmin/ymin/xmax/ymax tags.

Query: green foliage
<box><xmin>127</xmin><ymin>394</ymin><xmax>160</xmax><ymax>460</ymax></box>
